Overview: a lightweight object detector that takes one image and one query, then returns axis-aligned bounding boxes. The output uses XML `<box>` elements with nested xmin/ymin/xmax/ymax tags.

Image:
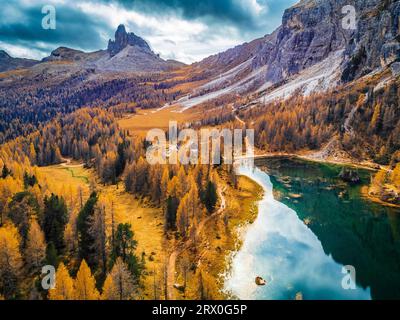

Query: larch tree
<box><xmin>63</xmin><ymin>222</ymin><xmax>75</xmax><ymax>255</ymax></box>
<box><xmin>124</xmin><ymin>157</ymin><xmax>149</xmax><ymax>195</ymax></box>
<box><xmin>74</xmin><ymin>259</ymin><xmax>99</xmax><ymax>300</ymax></box>
<box><xmin>149</xmin><ymin>164</ymin><xmax>162</xmax><ymax>204</ymax></box>
<box><xmin>167</xmin><ymin>176</ymin><xmax>179</xmax><ymax>199</ymax></box>
<box><xmin>25</xmin><ymin>219</ymin><xmax>46</xmax><ymax>271</ymax></box>
<box><xmin>89</xmin><ymin>203</ymin><xmax>107</xmax><ymax>274</ymax></box>
<box><xmin>28</xmin><ymin>143</ymin><xmax>37</xmax><ymax>164</ymax></box>
<box><xmin>49</xmin><ymin>263</ymin><xmax>75</xmax><ymax>300</ymax></box>
<box><xmin>100</xmin><ymin>151</ymin><xmax>117</xmax><ymax>184</ymax></box>
<box><xmin>0</xmin><ymin>176</ymin><xmax>23</xmax><ymax>226</ymax></box>
<box><xmin>0</xmin><ymin>223</ymin><xmax>23</xmax><ymax>299</ymax></box>
<box><xmin>187</xmin><ymin>178</ymin><xmax>201</xmax><ymax>222</ymax></box>
<box><xmin>176</xmin><ymin>194</ymin><xmax>190</xmax><ymax>237</ymax></box>
<box><xmin>160</xmin><ymin>166</ymin><xmax>169</xmax><ymax>202</ymax></box>
<box><xmin>177</xmin><ymin>166</ymin><xmax>189</xmax><ymax>198</ymax></box>
<box><xmin>102</xmin><ymin>258</ymin><xmax>135</xmax><ymax>300</ymax></box>
<box><xmin>7</xmin><ymin>191</ymin><xmax>40</xmax><ymax>244</ymax></box>
<box><xmin>101</xmin><ymin>274</ymin><xmax>116</xmax><ymax>300</ymax></box>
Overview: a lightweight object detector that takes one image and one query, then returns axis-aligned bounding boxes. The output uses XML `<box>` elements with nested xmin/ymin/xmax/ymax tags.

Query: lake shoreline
<box><xmin>254</xmin><ymin>153</ymin><xmax>400</xmax><ymax>209</ymax></box>
<box><xmin>360</xmin><ymin>185</ymin><xmax>400</xmax><ymax>209</ymax></box>
<box><xmin>220</xmin><ymin>170</ymin><xmax>268</xmax><ymax>299</ymax></box>
<box><xmin>224</xmin><ymin>163</ymin><xmax>378</xmax><ymax>300</ymax></box>
<box><xmin>253</xmin><ymin>152</ymin><xmax>382</xmax><ymax>172</ymax></box>
<box><xmin>214</xmin><ymin>175</ymin><xmax>264</xmax><ymax>299</ymax></box>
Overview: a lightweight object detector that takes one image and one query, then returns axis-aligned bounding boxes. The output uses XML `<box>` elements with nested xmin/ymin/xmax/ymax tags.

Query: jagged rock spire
<box><xmin>107</xmin><ymin>24</ymin><xmax>152</xmax><ymax>56</ymax></box>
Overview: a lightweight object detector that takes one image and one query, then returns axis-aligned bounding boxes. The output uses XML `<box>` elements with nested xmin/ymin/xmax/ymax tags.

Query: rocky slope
<box><xmin>0</xmin><ymin>50</ymin><xmax>38</xmax><ymax>72</ymax></box>
<box><xmin>1</xmin><ymin>24</ymin><xmax>184</xmax><ymax>74</ymax></box>
<box><xmin>178</xmin><ymin>0</ymin><xmax>400</xmax><ymax>109</ymax></box>
<box><xmin>94</xmin><ymin>24</ymin><xmax>184</xmax><ymax>72</ymax></box>
<box><xmin>42</xmin><ymin>47</ymin><xmax>105</xmax><ymax>63</ymax></box>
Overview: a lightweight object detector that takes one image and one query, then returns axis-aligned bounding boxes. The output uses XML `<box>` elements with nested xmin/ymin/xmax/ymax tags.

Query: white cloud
<box><xmin>0</xmin><ymin>41</ymin><xmax>46</xmax><ymax>60</ymax></box>
<box><xmin>76</xmin><ymin>1</ymin><xmax>247</xmax><ymax>63</ymax></box>
<box><xmin>1</xmin><ymin>0</ymin><xmax>297</xmax><ymax>63</ymax></box>
<box><xmin>246</xmin><ymin>0</ymin><xmax>265</xmax><ymax>15</ymax></box>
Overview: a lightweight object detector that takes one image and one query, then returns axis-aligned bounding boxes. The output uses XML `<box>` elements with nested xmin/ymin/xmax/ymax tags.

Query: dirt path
<box><xmin>60</xmin><ymin>157</ymin><xmax>85</xmax><ymax>168</ymax></box>
<box><xmin>166</xmin><ymin>186</ymin><xmax>226</xmax><ymax>300</ymax></box>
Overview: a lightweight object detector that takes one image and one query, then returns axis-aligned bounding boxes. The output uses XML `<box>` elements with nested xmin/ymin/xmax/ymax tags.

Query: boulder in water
<box><xmin>255</xmin><ymin>277</ymin><xmax>266</xmax><ymax>286</ymax></box>
<box><xmin>339</xmin><ymin>168</ymin><xmax>361</xmax><ymax>185</ymax></box>
<box><xmin>295</xmin><ymin>292</ymin><xmax>303</xmax><ymax>300</ymax></box>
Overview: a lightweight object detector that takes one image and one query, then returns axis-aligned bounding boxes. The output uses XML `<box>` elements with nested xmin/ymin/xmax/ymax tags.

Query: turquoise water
<box><xmin>224</xmin><ymin>158</ymin><xmax>400</xmax><ymax>300</ymax></box>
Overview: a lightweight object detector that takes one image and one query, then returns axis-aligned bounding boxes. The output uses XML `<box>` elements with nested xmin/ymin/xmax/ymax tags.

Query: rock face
<box><xmin>391</xmin><ymin>62</ymin><xmax>400</xmax><ymax>76</ymax></box>
<box><xmin>107</xmin><ymin>24</ymin><xmax>152</xmax><ymax>57</ymax></box>
<box><xmin>254</xmin><ymin>0</ymin><xmax>400</xmax><ymax>84</ymax></box>
<box><xmin>0</xmin><ymin>50</ymin><xmax>38</xmax><ymax>72</ymax></box>
<box><xmin>180</xmin><ymin>0</ymin><xmax>400</xmax><ymax>110</ymax></box>
<box><xmin>194</xmin><ymin>0</ymin><xmax>400</xmax><ymax>95</ymax></box>
<box><xmin>252</xmin><ymin>0</ymin><xmax>347</xmax><ymax>84</ymax></box>
<box><xmin>95</xmin><ymin>24</ymin><xmax>184</xmax><ymax>72</ymax></box>
<box><xmin>341</xmin><ymin>0</ymin><xmax>400</xmax><ymax>81</ymax></box>
<box><xmin>380</xmin><ymin>42</ymin><xmax>400</xmax><ymax>67</ymax></box>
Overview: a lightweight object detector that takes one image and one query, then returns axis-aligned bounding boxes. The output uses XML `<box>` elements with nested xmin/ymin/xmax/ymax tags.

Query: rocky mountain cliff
<box><xmin>257</xmin><ymin>0</ymin><xmax>400</xmax><ymax>81</ymax></box>
<box><xmin>2</xmin><ymin>1</ymin><xmax>399</xmax><ymax>111</ymax></box>
<box><xmin>1</xmin><ymin>25</ymin><xmax>184</xmax><ymax>74</ymax></box>
<box><xmin>0</xmin><ymin>50</ymin><xmax>38</xmax><ymax>72</ymax></box>
<box><xmin>94</xmin><ymin>24</ymin><xmax>184</xmax><ymax>73</ymax></box>
<box><xmin>181</xmin><ymin>0</ymin><xmax>400</xmax><ymax>109</ymax></box>
<box><xmin>108</xmin><ymin>24</ymin><xmax>152</xmax><ymax>56</ymax></box>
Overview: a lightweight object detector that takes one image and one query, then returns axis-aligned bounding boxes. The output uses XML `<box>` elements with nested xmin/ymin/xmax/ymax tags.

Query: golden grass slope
<box><xmin>37</xmin><ymin>163</ymin><xmax>165</xmax><ymax>299</ymax></box>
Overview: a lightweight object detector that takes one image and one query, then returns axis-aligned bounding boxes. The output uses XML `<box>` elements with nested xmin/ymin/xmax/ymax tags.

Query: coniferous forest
<box><xmin>1</xmin><ymin>0</ymin><xmax>400</xmax><ymax>303</ymax></box>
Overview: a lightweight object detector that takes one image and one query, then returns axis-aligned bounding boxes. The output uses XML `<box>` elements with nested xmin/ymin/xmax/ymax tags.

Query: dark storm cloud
<box><xmin>0</xmin><ymin>1</ymin><xmax>113</xmax><ymax>56</ymax></box>
<box><xmin>113</xmin><ymin>0</ymin><xmax>261</xmax><ymax>28</ymax></box>
<box><xmin>100</xmin><ymin>0</ymin><xmax>298</xmax><ymax>35</ymax></box>
<box><xmin>0</xmin><ymin>0</ymin><xmax>298</xmax><ymax>61</ymax></box>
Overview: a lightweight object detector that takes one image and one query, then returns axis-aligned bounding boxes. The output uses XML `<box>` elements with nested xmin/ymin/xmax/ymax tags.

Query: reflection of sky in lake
<box><xmin>224</xmin><ymin>166</ymin><xmax>371</xmax><ymax>300</ymax></box>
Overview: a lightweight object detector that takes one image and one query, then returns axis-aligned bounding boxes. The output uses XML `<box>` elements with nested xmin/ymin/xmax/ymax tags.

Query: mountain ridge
<box><xmin>174</xmin><ymin>0</ymin><xmax>400</xmax><ymax>110</ymax></box>
<box><xmin>1</xmin><ymin>24</ymin><xmax>185</xmax><ymax>74</ymax></box>
<box><xmin>0</xmin><ymin>49</ymin><xmax>38</xmax><ymax>72</ymax></box>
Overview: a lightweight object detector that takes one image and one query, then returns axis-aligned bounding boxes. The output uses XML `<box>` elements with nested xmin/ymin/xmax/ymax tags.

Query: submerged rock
<box><xmin>289</xmin><ymin>193</ymin><xmax>303</xmax><ymax>199</ymax></box>
<box><xmin>339</xmin><ymin>168</ymin><xmax>361</xmax><ymax>185</ymax></box>
<box><xmin>255</xmin><ymin>277</ymin><xmax>267</xmax><ymax>286</ymax></box>
<box><xmin>295</xmin><ymin>292</ymin><xmax>303</xmax><ymax>300</ymax></box>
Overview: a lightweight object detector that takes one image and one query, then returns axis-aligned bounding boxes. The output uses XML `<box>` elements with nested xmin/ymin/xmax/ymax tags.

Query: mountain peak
<box><xmin>107</xmin><ymin>24</ymin><xmax>152</xmax><ymax>57</ymax></box>
<box><xmin>116</xmin><ymin>24</ymin><xmax>126</xmax><ymax>34</ymax></box>
<box><xmin>0</xmin><ymin>50</ymin><xmax>11</xmax><ymax>60</ymax></box>
<box><xmin>0</xmin><ymin>49</ymin><xmax>38</xmax><ymax>72</ymax></box>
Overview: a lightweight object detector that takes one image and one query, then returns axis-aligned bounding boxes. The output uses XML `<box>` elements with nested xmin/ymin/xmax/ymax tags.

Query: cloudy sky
<box><xmin>0</xmin><ymin>0</ymin><xmax>298</xmax><ymax>64</ymax></box>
